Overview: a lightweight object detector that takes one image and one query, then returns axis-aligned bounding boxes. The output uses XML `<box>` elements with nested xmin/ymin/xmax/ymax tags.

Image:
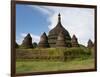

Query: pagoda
<box><xmin>48</xmin><ymin>14</ymin><xmax>71</xmax><ymax>47</ymax></box>
<box><xmin>71</xmin><ymin>35</ymin><xmax>79</xmax><ymax>47</ymax></box>
<box><xmin>38</xmin><ymin>32</ymin><xmax>49</xmax><ymax>48</ymax></box>
<box><xmin>21</xmin><ymin>33</ymin><xmax>33</xmax><ymax>48</ymax></box>
<box><xmin>87</xmin><ymin>39</ymin><xmax>93</xmax><ymax>48</ymax></box>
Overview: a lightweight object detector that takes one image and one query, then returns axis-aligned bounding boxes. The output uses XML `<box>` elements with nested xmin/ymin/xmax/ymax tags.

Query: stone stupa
<box><xmin>21</xmin><ymin>33</ymin><xmax>33</xmax><ymax>48</ymax></box>
<box><xmin>48</xmin><ymin>13</ymin><xmax>71</xmax><ymax>47</ymax></box>
<box><xmin>38</xmin><ymin>32</ymin><xmax>49</xmax><ymax>48</ymax></box>
<box><xmin>71</xmin><ymin>35</ymin><xmax>79</xmax><ymax>47</ymax></box>
<box><xmin>87</xmin><ymin>39</ymin><xmax>93</xmax><ymax>48</ymax></box>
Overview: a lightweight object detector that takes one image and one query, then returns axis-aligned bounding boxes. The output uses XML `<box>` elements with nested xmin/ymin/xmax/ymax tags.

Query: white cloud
<box><xmin>28</xmin><ymin>5</ymin><xmax>53</xmax><ymax>15</ymax></box>
<box><xmin>16</xmin><ymin>33</ymin><xmax>40</xmax><ymax>45</ymax></box>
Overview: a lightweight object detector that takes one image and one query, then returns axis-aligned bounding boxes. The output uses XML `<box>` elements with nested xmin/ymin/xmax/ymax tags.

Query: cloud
<box><xmin>16</xmin><ymin>33</ymin><xmax>40</xmax><ymax>45</ymax></box>
<box><xmin>48</xmin><ymin>8</ymin><xmax>94</xmax><ymax>46</ymax></box>
<box><xmin>28</xmin><ymin>5</ymin><xmax>53</xmax><ymax>15</ymax></box>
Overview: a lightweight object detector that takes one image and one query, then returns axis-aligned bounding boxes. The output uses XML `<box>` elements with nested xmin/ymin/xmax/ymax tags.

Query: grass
<box><xmin>16</xmin><ymin>47</ymin><xmax>95</xmax><ymax>74</ymax></box>
<box><xmin>16</xmin><ymin>57</ymin><xmax>95</xmax><ymax>74</ymax></box>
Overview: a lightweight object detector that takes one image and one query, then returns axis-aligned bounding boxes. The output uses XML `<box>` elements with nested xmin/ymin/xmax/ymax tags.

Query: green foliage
<box><xmin>16</xmin><ymin>42</ymin><xmax>19</xmax><ymax>48</ymax></box>
<box><xmin>32</xmin><ymin>42</ymin><xmax>38</xmax><ymax>48</ymax></box>
<box><xmin>18</xmin><ymin>44</ymin><xmax>33</xmax><ymax>49</ymax></box>
<box><xmin>63</xmin><ymin>47</ymin><xmax>91</xmax><ymax>61</ymax></box>
<box><xmin>16</xmin><ymin>46</ymin><xmax>92</xmax><ymax>61</ymax></box>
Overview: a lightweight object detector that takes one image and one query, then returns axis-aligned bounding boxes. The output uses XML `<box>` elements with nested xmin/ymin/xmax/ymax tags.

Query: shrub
<box><xmin>16</xmin><ymin>47</ymin><xmax>92</xmax><ymax>61</ymax></box>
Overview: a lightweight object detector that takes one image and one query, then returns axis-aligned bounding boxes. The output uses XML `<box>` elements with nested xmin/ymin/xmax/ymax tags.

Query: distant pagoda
<box><xmin>38</xmin><ymin>32</ymin><xmax>49</xmax><ymax>48</ymax></box>
<box><xmin>21</xmin><ymin>33</ymin><xmax>33</xmax><ymax>48</ymax></box>
<box><xmin>87</xmin><ymin>39</ymin><xmax>93</xmax><ymax>48</ymax></box>
<box><xmin>48</xmin><ymin>14</ymin><xmax>71</xmax><ymax>47</ymax></box>
<box><xmin>71</xmin><ymin>35</ymin><xmax>79</xmax><ymax>47</ymax></box>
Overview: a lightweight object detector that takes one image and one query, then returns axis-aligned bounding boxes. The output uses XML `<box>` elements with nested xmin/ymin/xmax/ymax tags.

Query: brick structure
<box><xmin>21</xmin><ymin>33</ymin><xmax>33</xmax><ymax>48</ymax></box>
<box><xmin>87</xmin><ymin>39</ymin><xmax>93</xmax><ymax>48</ymax></box>
<box><xmin>38</xmin><ymin>32</ymin><xmax>49</xmax><ymax>48</ymax></box>
<box><xmin>48</xmin><ymin>14</ymin><xmax>71</xmax><ymax>47</ymax></box>
<box><xmin>71</xmin><ymin>35</ymin><xmax>79</xmax><ymax>47</ymax></box>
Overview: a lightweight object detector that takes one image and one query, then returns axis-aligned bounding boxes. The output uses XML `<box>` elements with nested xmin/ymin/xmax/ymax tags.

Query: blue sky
<box><xmin>16</xmin><ymin>4</ymin><xmax>94</xmax><ymax>46</ymax></box>
<box><xmin>16</xmin><ymin>4</ymin><xmax>50</xmax><ymax>44</ymax></box>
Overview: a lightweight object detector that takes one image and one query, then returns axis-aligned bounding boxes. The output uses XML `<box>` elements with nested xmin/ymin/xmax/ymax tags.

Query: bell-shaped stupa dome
<box><xmin>48</xmin><ymin>13</ymin><xmax>71</xmax><ymax>47</ymax></box>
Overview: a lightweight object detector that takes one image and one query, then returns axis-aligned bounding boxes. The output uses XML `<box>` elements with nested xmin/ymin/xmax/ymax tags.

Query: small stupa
<box><xmin>71</xmin><ymin>35</ymin><xmax>79</xmax><ymax>47</ymax></box>
<box><xmin>21</xmin><ymin>33</ymin><xmax>33</xmax><ymax>48</ymax></box>
<box><xmin>87</xmin><ymin>39</ymin><xmax>93</xmax><ymax>48</ymax></box>
<box><xmin>56</xmin><ymin>31</ymin><xmax>66</xmax><ymax>47</ymax></box>
<box><xmin>38</xmin><ymin>32</ymin><xmax>49</xmax><ymax>48</ymax></box>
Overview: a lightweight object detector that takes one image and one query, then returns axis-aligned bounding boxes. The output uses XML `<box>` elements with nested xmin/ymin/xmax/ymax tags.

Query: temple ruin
<box><xmin>21</xmin><ymin>33</ymin><xmax>33</xmax><ymax>48</ymax></box>
<box><xmin>87</xmin><ymin>39</ymin><xmax>94</xmax><ymax>48</ymax></box>
<box><xmin>38</xmin><ymin>32</ymin><xmax>49</xmax><ymax>48</ymax></box>
<box><xmin>71</xmin><ymin>35</ymin><xmax>79</xmax><ymax>47</ymax></box>
<box><xmin>48</xmin><ymin>14</ymin><xmax>72</xmax><ymax>47</ymax></box>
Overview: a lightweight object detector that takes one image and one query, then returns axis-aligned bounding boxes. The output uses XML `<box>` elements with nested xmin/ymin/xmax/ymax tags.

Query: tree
<box><xmin>33</xmin><ymin>42</ymin><xmax>38</xmax><ymax>48</ymax></box>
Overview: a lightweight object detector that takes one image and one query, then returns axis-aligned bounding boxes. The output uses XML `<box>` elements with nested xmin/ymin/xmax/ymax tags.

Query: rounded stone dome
<box><xmin>48</xmin><ymin>14</ymin><xmax>71</xmax><ymax>47</ymax></box>
<box><xmin>48</xmin><ymin>22</ymin><xmax>71</xmax><ymax>39</ymax></box>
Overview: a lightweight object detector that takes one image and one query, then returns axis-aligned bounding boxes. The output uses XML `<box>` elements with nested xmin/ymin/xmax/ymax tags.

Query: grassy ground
<box><xmin>16</xmin><ymin>57</ymin><xmax>94</xmax><ymax>74</ymax></box>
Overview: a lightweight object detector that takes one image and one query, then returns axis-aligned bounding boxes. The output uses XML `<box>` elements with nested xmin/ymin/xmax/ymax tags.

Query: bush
<box><xmin>63</xmin><ymin>47</ymin><xmax>91</xmax><ymax>61</ymax></box>
<box><xmin>16</xmin><ymin>47</ymin><xmax>92</xmax><ymax>61</ymax></box>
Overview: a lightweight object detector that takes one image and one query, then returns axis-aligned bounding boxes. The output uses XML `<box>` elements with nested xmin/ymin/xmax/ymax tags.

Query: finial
<box><xmin>42</xmin><ymin>32</ymin><xmax>46</xmax><ymax>35</ymax></box>
<box><xmin>27</xmin><ymin>33</ymin><xmax>31</xmax><ymax>37</ymax></box>
<box><xmin>58</xmin><ymin>13</ymin><xmax>61</xmax><ymax>23</ymax></box>
<box><xmin>58</xmin><ymin>13</ymin><xmax>60</xmax><ymax>17</ymax></box>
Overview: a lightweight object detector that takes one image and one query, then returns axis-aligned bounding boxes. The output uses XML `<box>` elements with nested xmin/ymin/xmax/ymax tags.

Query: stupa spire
<box><xmin>58</xmin><ymin>13</ymin><xmax>61</xmax><ymax>23</ymax></box>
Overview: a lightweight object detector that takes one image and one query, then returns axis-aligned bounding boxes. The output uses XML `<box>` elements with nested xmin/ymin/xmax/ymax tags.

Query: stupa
<box><xmin>48</xmin><ymin>14</ymin><xmax>71</xmax><ymax>47</ymax></box>
<box><xmin>21</xmin><ymin>33</ymin><xmax>33</xmax><ymax>48</ymax></box>
<box><xmin>87</xmin><ymin>39</ymin><xmax>93</xmax><ymax>48</ymax></box>
<box><xmin>38</xmin><ymin>32</ymin><xmax>49</xmax><ymax>48</ymax></box>
<box><xmin>71</xmin><ymin>35</ymin><xmax>79</xmax><ymax>47</ymax></box>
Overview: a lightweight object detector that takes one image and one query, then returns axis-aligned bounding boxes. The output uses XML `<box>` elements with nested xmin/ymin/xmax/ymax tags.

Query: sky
<box><xmin>16</xmin><ymin>4</ymin><xmax>95</xmax><ymax>46</ymax></box>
